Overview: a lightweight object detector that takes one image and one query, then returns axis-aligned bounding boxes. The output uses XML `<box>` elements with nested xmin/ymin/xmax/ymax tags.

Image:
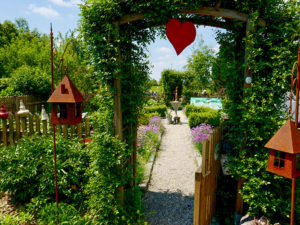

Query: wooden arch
<box><xmin>112</xmin><ymin>1</ymin><xmax>266</xmax><ymax>209</ymax></box>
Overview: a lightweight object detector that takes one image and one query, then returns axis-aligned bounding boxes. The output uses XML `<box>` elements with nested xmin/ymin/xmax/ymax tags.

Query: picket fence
<box><xmin>194</xmin><ymin>126</ymin><xmax>222</xmax><ymax>225</ymax></box>
<box><xmin>0</xmin><ymin>113</ymin><xmax>91</xmax><ymax>147</ymax></box>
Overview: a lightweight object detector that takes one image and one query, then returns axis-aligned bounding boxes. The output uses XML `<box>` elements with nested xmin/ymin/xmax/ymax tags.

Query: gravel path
<box><xmin>143</xmin><ymin>110</ymin><xmax>199</xmax><ymax>225</ymax></box>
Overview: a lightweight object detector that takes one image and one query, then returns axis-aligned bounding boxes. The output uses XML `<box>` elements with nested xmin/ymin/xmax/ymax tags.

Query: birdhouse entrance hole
<box><xmin>57</xmin><ymin>104</ymin><xmax>67</xmax><ymax>119</ymax></box>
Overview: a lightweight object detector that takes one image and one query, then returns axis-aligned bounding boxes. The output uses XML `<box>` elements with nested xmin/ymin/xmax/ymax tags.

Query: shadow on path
<box><xmin>143</xmin><ymin>190</ymin><xmax>194</xmax><ymax>225</ymax></box>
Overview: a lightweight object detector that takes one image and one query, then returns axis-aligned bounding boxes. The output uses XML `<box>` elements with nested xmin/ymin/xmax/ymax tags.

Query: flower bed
<box><xmin>136</xmin><ymin>116</ymin><xmax>164</xmax><ymax>185</ymax></box>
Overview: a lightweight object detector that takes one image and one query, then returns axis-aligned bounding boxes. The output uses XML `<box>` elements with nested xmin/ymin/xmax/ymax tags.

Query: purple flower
<box><xmin>191</xmin><ymin>123</ymin><xmax>213</xmax><ymax>144</ymax></box>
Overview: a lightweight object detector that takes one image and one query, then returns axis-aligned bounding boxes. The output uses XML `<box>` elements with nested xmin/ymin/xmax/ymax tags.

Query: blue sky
<box><xmin>0</xmin><ymin>0</ymin><xmax>224</xmax><ymax>81</ymax></box>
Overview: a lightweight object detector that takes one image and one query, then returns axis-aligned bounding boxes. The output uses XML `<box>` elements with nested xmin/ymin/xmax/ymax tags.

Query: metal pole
<box><xmin>51</xmin><ymin>24</ymin><xmax>59</xmax><ymax>225</ymax></box>
<box><xmin>51</xmin><ymin>24</ymin><xmax>54</xmax><ymax>93</ymax></box>
<box><xmin>291</xmin><ymin>39</ymin><xmax>300</xmax><ymax>225</ymax></box>
<box><xmin>291</xmin><ymin>178</ymin><xmax>295</xmax><ymax>225</ymax></box>
<box><xmin>53</xmin><ymin>124</ymin><xmax>59</xmax><ymax>225</ymax></box>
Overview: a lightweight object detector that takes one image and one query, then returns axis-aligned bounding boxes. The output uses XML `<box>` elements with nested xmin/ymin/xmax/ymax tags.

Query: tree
<box><xmin>186</xmin><ymin>45</ymin><xmax>215</xmax><ymax>91</ymax></box>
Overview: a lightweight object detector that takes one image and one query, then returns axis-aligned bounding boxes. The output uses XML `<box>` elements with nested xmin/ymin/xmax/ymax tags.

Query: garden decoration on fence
<box><xmin>166</xmin><ymin>18</ymin><xmax>196</xmax><ymax>55</ymax></box>
<box><xmin>0</xmin><ymin>104</ymin><xmax>9</xmax><ymax>119</ymax></box>
<box><xmin>264</xmin><ymin>41</ymin><xmax>300</xmax><ymax>225</ymax></box>
<box><xmin>48</xmin><ymin>24</ymin><xmax>85</xmax><ymax>224</ymax></box>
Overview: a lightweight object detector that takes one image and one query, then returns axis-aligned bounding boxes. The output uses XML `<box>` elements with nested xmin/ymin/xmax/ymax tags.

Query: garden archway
<box><xmin>80</xmin><ymin>1</ymin><xmax>299</xmax><ymax>223</ymax></box>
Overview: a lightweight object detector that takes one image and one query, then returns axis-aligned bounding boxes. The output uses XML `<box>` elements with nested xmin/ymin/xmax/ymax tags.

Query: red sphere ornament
<box><xmin>0</xmin><ymin>104</ymin><xmax>9</xmax><ymax>119</ymax></box>
<box><xmin>166</xmin><ymin>18</ymin><xmax>196</xmax><ymax>55</ymax></box>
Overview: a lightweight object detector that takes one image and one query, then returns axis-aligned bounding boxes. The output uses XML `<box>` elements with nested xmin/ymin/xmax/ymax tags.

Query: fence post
<box><xmin>63</xmin><ymin>125</ymin><xmax>68</xmax><ymax>137</ymax></box>
<box><xmin>16</xmin><ymin>114</ymin><xmax>20</xmax><ymax>141</ymax></box>
<box><xmin>29</xmin><ymin>114</ymin><xmax>34</xmax><ymax>136</ymax></box>
<box><xmin>8</xmin><ymin>113</ymin><xmax>14</xmax><ymax>145</ymax></box>
<box><xmin>2</xmin><ymin>119</ymin><xmax>7</xmax><ymax>146</ymax></box>
<box><xmin>42</xmin><ymin>120</ymin><xmax>48</xmax><ymax>135</ymax></box>
<box><xmin>85</xmin><ymin>117</ymin><xmax>90</xmax><ymax>137</ymax></box>
<box><xmin>77</xmin><ymin>123</ymin><xmax>82</xmax><ymax>139</ymax></box>
<box><xmin>194</xmin><ymin>167</ymin><xmax>202</xmax><ymax>225</ymax></box>
<box><xmin>35</xmin><ymin>114</ymin><xmax>41</xmax><ymax>134</ymax></box>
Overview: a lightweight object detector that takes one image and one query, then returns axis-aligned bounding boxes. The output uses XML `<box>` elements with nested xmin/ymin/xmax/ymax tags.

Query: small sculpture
<box><xmin>17</xmin><ymin>100</ymin><xmax>30</xmax><ymax>116</ymax></box>
<box><xmin>41</xmin><ymin>105</ymin><xmax>49</xmax><ymax>121</ymax></box>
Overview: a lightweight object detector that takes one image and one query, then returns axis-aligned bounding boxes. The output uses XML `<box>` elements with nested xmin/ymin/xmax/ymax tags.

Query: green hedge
<box><xmin>144</xmin><ymin>105</ymin><xmax>166</xmax><ymax>118</ymax></box>
<box><xmin>185</xmin><ymin>104</ymin><xmax>215</xmax><ymax>117</ymax></box>
<box><xmin>188</xmin><ymin>111</ymin><xmax>221</xmax><ymax>128</ymax></box>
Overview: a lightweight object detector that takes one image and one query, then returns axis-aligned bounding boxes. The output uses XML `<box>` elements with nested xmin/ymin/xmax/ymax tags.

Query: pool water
<box><xmin>190</xmin><ymin>97</ymin><xmax>222</xmax><ymax>110</ymax></box>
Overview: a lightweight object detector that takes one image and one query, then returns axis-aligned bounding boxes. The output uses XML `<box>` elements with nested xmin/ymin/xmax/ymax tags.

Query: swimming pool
<box><xmin>190</xmin><ymin>97</ymin><xmax>222</xmax><ymax>110</ymax></box>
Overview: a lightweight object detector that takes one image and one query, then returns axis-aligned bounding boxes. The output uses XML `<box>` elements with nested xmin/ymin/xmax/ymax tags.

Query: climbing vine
<box><xmin>80</xmin><ymin>0</ymin><xmax>299</xmax><ymax>223</ymax></box>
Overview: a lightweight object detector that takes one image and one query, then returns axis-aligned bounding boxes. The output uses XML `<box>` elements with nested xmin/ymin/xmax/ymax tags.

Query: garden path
<box><xmin>143</xmin><ymin>110</ymin><xmax>199</xmax><ymax>225</ymax></box>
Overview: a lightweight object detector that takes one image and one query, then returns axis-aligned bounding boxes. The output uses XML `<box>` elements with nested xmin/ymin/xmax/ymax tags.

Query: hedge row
<box><xmin>185</xmin><ymin>104</ymin><xmax>215</xmax><ymax>117</ymax></box>
<box><xmin>144</xmin><ymin>105</ymin><xmax>166</xmax><ymax>118</ymax></box>
<box><xmin>187</xmin><ymin>105</ymin><xmax>221</xmax><ymax>128</ymax></box>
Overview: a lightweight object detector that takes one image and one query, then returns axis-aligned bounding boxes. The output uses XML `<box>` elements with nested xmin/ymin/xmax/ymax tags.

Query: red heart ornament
<box><xmin>166</xmin><ymin>18</ymin><xmax>196</xmax><ymax>55</ymax></box>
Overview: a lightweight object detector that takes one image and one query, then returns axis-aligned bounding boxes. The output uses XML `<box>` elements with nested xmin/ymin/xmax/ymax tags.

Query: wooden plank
<box><xmin>8</xmin><ymin>113</ymin><xmax>14</xmax><ymax>145</ymax></box>
<box><xmin>21</xmin><ymin>117</ymin><xmax>26</xmax><ymax>134</ymax></box>
<box><xmin>35</xmin><ymin>114</ymin><xmax>41</xmax><ymax>134</ymax></box>
<box><xmin>16</xmin><ymin>114</ymin><xmax>20</xmax><ymax>141</ymax></box>
<box><xmin>42</xmin><ymin>120</ymin><xmax>47</xmax><ymax>134</ymax></box>
<box><xmin>85</xmin><ymin>118</ymin><xmax>90</xmax><ymax>137</ymax></box>
<box><xmin>77</xmin><ymin>123</ymin><xmax>82</xmax><ymax>139</ymax></box>
<box><xmin>70</xmin><ymin>125</ymin><xmax>75</xmax><ymax>136</ymax></box>
<box><xmin>63</xmin><ymin>125</ymin><xmax>68</xmax><ymax>137</ymax></box>
<box><xmin>193</xmin><ymin>167</ymin><xmax>202</xmax><ymax>225</ymax></box>
<box><xmin>2</xmin><ymin>119</ymin><xmax>7</xmax><ymax>146</ymax></box>
<box><xmin>29</xmin><ymin>114</ymin><xmax>34</xmax><ymax>135</ymax></box>
<box><xmin>116</xmin><ymin>7</ymin><xmax>266</xmax><ymax>27</ymax></box>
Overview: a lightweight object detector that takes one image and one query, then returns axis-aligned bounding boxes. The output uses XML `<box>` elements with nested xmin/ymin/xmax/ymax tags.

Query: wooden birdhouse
<box><xmin>47</xmin><ymin>75</ymin><xmax>85</xmax><ymax>125</ymax></box>
<box><xmin>265</xmin><ymin>119</ymin><xmax>300</xmax><ymax>179</ymax></box>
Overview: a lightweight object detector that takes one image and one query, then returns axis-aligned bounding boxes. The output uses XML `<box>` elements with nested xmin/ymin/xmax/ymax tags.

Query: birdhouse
<box><xmin>0</xmin><ymin>104</ymin><xmax>9</xmax><ymax>119</ymax></box>
<box><xmin>47</xmin><ymin>75</ymin><xmax>85</xmax><ymax>125</ymax></box>
<box><xmin>265</xmin><ymin>119</ymin><xmax>300</xmax><ymax>179</ymax></box>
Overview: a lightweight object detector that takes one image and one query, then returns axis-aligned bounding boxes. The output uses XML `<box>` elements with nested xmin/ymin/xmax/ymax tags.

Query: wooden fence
<box><xmin>0</xmin><ymin>95</ymin><xmax>45</xmax><ymax>114</ymax></box>
<box><xmin>194</xmin><ymin>126</ymin><xmax>222</xmax><ymax>225</ymax></box>
<box><xmin>0</xmin><ymin>113</ymin><xmax>91</xmax><ymax>147</ymax></box>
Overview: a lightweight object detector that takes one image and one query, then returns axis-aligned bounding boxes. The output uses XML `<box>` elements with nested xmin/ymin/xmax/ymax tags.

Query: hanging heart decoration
<box><xmin>166</xmin><ymin>18</ymin><xmax>196</xmax><ymax>55</ymax></box>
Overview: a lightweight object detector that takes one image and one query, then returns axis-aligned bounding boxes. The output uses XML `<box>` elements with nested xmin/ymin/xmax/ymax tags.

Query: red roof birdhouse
<box><xmin>0</xmin><ymin>104</ymin><xmax>9</xmax><ymax>119</ymax></box>
<box><xmin>265</xmin><ymin>119</ymin><xmax>300</xmax><ymax>179</ymax></box>
<box><xmin>47</xmin><ymin>75</ymin><xmax>85</xmax><ymax>125</ymax></box>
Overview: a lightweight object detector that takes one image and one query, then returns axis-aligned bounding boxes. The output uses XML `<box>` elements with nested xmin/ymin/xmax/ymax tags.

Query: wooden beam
<box><xmin>115</xmin><ymin>7</ymin><xmax>266</xmax><ymax>27</ymax></box>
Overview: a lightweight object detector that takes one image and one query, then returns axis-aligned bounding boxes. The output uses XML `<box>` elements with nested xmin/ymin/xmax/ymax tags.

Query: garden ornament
<box><xmin>17</xmin><ymin>100</ymin><xmax>30</xmax><ymax>116</ymax></box>
<box><xmin>41</xmin><ymin>105</ymin><xmax>48</xmax><ymax>121</ymax></box>
<box><xmin>166</xmin><ymin>18</ymin><xmax>196</xmax><ymax>55</ymax></box>
<box><xmin>264</xmin><ymin>40</ymin><xmax>300</xmax><ymax>225</ymax></box>
<box><xmin>0</xmin><ymin>104</ymin><xmax>9</xmax><ymax>119</ymax></box>
<box><xmin>47</xmin><ymin>74</ymin><xmax>85</xmax><ymax>125</ymax></box>
<box><xmin>170</xmin><ymin>87</ymin><xmax>181</xmax><ymax>116</ymax></box>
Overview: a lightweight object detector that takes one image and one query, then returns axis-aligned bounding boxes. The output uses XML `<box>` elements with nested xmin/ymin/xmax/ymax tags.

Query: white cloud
<box><xmin>49</xmin><ymin>0</ymin><xmax>82</xmax><ymax>7</ymax></box>
<box><xmin>29</xmin><ymin>4</ymin><xmax>59</xmax><ymax>18</ymax></box>
<box><xmin>156</xmin><ymin>47</ymin><xmax>173</xmax><ymax>54</ymax></box>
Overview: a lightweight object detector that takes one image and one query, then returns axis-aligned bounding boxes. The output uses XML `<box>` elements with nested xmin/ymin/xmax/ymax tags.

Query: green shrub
<box><xmin>144</xmin><ymin>105</ymin><xmax>166</xmax><ymax>118</ymax></box>
<box><xmin>138</xmin><ymin>112</ymin><xmax>160</xmax><ymax>125</ymax></box>
<box><xmin>38</xmin><ymin>203</ymin><xmax>91</xmax><ymax>225</ymax></box>
<box><xmin>0</xmin><ymin>135</ymin><xmax>88</xmax><ymax>207</ymax></box>
<box><xmin>188</xmin><ymin>111</ymin><xmax>221</xmax><ymax>128</ymax></box>
<box><xmin>185</xmin><ymin>104</ymin><xmax>215</xmax><ymax>117</ymax></box>
<box><xmin>84</xmin><ymin>132</ymin><xmax>142</xmax><ymax>224</ymax></box>
<box><xmin>7</xmin><ymin>65</ymin><xmax>51</xmax><ymax>97</ymax></box>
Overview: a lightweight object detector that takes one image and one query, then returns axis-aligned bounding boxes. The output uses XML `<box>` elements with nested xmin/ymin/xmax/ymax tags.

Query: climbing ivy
<box><xmin>80</xmin><ymin>0</ymin><xmax>300</xmax><ymax>223</ymax></box>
